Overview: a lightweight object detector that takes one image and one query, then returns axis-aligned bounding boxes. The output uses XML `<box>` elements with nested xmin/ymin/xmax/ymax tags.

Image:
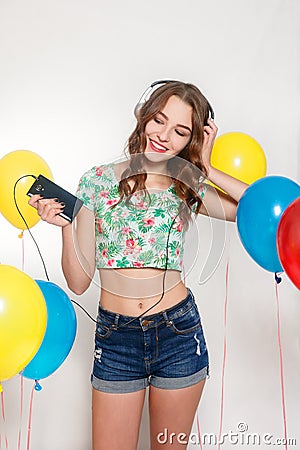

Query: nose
<box><xmin>157</xmin><ymin>125</ymin><xmax>170</xmax><ymax>142</ymax></box>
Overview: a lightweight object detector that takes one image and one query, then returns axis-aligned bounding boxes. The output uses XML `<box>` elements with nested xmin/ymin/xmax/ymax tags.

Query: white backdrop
<box><xmin>0</xmin><ymin>1</ymin><xmax>299</xmax><ymax>449</ymax></box>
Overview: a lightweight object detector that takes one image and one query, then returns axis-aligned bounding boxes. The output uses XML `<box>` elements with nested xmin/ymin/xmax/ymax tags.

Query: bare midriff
<box><xmin>99</xmin><ymin>267</ymin><xmax>188</xmax><ymax>316</ymax></box>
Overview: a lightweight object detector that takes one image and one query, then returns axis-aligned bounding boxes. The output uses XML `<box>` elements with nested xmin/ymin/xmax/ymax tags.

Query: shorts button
<box><xmin>142</xmin><ymin>319</ymin><xmax>149</xmax><ymax>326</ymax></box>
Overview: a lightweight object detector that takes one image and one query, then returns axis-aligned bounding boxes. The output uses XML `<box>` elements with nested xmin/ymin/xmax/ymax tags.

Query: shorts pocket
<box><xmin>167</xmin><ymin>305</ymin><xmax>202</xmax><ymax>335</ymax></box>
<box><xmin>95</xmin><ymin>315</ymin><xmax>113</xmax><ymax>339</ymax></box>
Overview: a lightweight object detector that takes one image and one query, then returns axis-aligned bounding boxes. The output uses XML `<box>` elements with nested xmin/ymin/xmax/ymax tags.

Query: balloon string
<box><xmin>275</xmin><ymin>282</ymin><xmax>288</xmax><ymax>450</ymax></box>
<box><xmin>1</xmin><ymin>391</ymin><xmax>9</xmax><ymax>450</ymax></box>
<box><xmin>26</xmin><ymin>384</ymin><xmax>35</xmax><ymax>450</ymax></box>
<box><xmin>196</xmin><ymin>411</ymin><xmax>202</xmax><ymax>449</ymax></box>
<box><xmin>18</xmin><ymin>231</ymin><xmax>25</xmax><ymax>272</ymax></box>
<box><xmin>217</xmin><ymin>255</ymin><xmax>230</xmax><ymax>450</ymax></box>
<box><xmin>18</xmin><ymin>376</ymin><xmax>24</xmax><ymax>450</ymax></box>
<box><xmin>22</xmin><ymin>232</ymin><xmax>25</xmax><ymax>272</ymax></box>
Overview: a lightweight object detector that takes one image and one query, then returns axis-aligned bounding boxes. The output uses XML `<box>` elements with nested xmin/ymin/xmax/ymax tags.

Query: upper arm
<box><xmin>199</xmin><ymin>184</ymin><xmax>238</xmax><ymax>222</ymax></box>
<box><xmin>74</xmin><ymin>167</ymin><xmax>97</xmax><ymax>276</ymax></box>
<box><xmin>74</xmin><ymin>203</ymin><xmax>96</xmax><ymax>279</ymax></box>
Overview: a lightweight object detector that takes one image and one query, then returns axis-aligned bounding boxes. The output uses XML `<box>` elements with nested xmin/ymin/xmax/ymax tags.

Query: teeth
<box><xmin>151</xmin><ymin>140</ymin><xmax>167</xmax><ymax>151</ymax></box>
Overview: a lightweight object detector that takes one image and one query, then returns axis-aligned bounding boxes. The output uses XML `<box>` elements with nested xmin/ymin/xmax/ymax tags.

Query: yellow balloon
<box><xmin>0</xmin><ymin>150</ymin><xmax>53</xmax><ymax>229</ymax></box>
<box><xmin>211</xmin><ymin>132</ymin><xmax>267</xmax><ymax>185</ymax></box>
<box><xmin>0</xmin><ymin>265</ymin><xmax>47</xmax><ymax>382</ymax></box>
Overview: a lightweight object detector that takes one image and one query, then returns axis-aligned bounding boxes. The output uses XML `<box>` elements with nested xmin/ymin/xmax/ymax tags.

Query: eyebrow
<box><xmin>158</xmin><ymin>111</ymin><xmax>192</xmax><ymax>133</ymax></box>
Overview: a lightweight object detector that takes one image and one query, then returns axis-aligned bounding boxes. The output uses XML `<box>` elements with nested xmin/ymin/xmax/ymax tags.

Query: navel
<box><xmin>138</xmin><ymin>302</ymin><xmax>143</xmax><ymax>309</ymax></box>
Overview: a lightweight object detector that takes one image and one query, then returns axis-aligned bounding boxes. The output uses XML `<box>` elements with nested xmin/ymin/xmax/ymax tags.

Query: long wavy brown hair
<box><xmin>115</xmin><ymin>81</ymin><xmax>212</xmax><ymax>217</ymax></box>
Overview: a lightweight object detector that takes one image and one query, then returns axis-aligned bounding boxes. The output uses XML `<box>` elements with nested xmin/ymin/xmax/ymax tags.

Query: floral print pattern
<box><xmin>76</xmin><ymin>163</ymin><xmax>207</xmax><ymax>271</ymax></box>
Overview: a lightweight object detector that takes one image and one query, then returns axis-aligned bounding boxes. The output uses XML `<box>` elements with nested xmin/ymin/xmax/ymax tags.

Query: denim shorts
<box><xmin>91</xmin><ymin>288</ymin><xmax>209</xmax><ymax>393</ymax></box>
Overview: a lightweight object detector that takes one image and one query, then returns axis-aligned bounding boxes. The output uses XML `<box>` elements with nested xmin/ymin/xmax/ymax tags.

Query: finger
<box><xmin>36</xmin><ymin>197</ymin><xmax>59</xmax><ymax>205</ymax></box>
<box><xmin>37</xmin><ymin>200</ymin><xmax>62</xmax><ymax>213</ymax></box>
<box><xmin>204</xmin><ymin>125</ymin><xmax>218</xmax><ymax>140</ymax></box>
<box><xmin>38</xmin><ymin>203</ymin><xmax>70</xmax><ymax>227</ymax></box>
<box><xmin>203</xmin><ymin>126</ymin><xmax>214</xmax><ymax>136</ymax></box>
<box><xmin>207</xmin><ymin>118</ymin><xmax>216</xmax><ymax>126</ymax></box>
<box><xmin>40</xmin><ymin>206</ymin><xmax>65</xmax><ymax>223</ymax></box>
<box><xmin>36</xmin><ymin>198</ymin><xmax>60</xmax><ymax>213</ymax></box>
<box><xmin>207</xmin><ymin>119</ymin><xmax>218</xmax><ymax>132</ymax></box>
<box><xmin>37</xmin><ymin>201</ymin><xmax>63</xmax><ymax>219</ymax></box>
<box><xmin>28</xmin><ymin>194</ymin><xmax>43</xmax><ymax>208</ymax></box>
<box><xmin>204</xmin><ymin>122</ymin><xmax>217</xmax><ymax>132</ymax></box>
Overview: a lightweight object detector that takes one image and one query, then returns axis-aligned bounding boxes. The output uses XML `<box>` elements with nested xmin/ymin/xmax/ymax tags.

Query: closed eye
<box><xmin>175</xmin><ymin>129</ymin><xmax>185</xmax><ymax>137</ymax></box>
<box><xmin>154</xmin><ymin>117</ymin><xmax>164</xmax><ymax>124</ymax></box>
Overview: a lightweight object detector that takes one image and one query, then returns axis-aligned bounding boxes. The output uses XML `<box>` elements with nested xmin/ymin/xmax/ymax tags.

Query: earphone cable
<box><xmin>119</xmin><ymin>214</ymin><xmax>178</xmax><ymax>327</ymax></box>
<box><xmin>13</xmin><ymin>176</ymin><xmax>97</xmax><ymax>322</ymax></box>
<box><xmin>69</xmin><ymin>298</ymin><xmax>98</xmax><ymax>323</ymax></box>
<box><xmin>13</xmin><ymin>176</ymin><xmax>180</xmax><ymax>326</ymax></box>
<box><xmin>13</xmin><ymin>175</ymin><xmax>50</xmax><ymax>282</ymax></box>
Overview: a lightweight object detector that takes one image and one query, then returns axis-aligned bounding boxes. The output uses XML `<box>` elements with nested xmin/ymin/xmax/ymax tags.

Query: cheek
<box><xmin>145</xmin><ymin>122</ymin><xmax>156</xmax><ymax>135</ymax></box>
<box><xmin>174</xmin><ymin>136</ymin><xmax>190</xmax><ymax>152</ymax></box>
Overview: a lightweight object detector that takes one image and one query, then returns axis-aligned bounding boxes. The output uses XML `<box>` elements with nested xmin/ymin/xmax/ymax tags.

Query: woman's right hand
<box><xmin>28</xmin><ymin>194</ymin><xmax>71</xmax><ymax>227</ymax></box>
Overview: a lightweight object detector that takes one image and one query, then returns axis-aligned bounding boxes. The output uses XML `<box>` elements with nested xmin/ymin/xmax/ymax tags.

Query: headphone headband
<box><xmin>134</xmin><ymin>80</ymin><xmax>215</xmax><ymax>120</ymax></box>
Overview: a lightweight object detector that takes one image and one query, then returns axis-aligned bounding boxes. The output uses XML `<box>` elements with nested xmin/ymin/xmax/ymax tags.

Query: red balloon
<box><xmin>277</xmin><ymin>197</ymin><xmax>300</xmax><ymax>290</ymax></box>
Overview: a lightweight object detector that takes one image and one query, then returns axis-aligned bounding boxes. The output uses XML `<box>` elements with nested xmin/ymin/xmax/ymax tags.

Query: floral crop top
<box><xmin>76</xmin><ymin>163</ymin><xmax>207</xmax><ymax>271</ymax></box>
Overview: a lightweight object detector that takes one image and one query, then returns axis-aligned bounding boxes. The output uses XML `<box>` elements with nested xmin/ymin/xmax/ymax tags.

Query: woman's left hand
<box><xmin>201</xmin><ymin>119</ymin><xmax>218</xmax><ymax>169</ymax></box>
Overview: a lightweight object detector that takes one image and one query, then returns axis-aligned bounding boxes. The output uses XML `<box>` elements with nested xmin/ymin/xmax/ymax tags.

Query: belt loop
<box><xmin>163</xmin><ymin>311</ymin><xmax>173</xmax><ymax>327</ymax></box>
<box><xmin>112</xmin><ymin>313</ymin><xmax>119</xmax><ymax>329</ymax></box>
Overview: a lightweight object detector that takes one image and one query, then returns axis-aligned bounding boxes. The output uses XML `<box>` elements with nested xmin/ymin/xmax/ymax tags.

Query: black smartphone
<box><xmin>27</xmin><ymin>174</ymin><xmax>84</xmax><ymax>222</ymax></box>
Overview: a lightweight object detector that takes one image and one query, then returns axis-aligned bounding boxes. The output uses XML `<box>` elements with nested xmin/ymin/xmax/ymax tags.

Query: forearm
<box><xmin>201</xmin><ymin>120</ymin><xmax>249</xmax><ymax>202</ymax></box>
<box><xmin>206</xmin><ymin>165</ymin><xmax>248</xmax><ymax>202</ymax></box>
<box><xmin>61</xmin><ymin>224</ymin><xmax>94</xmax><ymax>295</ymax></box>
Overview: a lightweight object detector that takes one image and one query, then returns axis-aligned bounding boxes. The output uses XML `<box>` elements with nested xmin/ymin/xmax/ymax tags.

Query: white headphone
<box><xmin>134</xmin><ymin>80</ymin><xmax>215</xmax><ymax>120</ymax></box>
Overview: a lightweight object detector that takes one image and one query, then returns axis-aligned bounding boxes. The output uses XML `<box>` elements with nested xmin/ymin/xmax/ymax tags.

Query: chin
<box><xmin>144</xmin><ymin>150</ymin><xmax>174</xmax><ymax>164</ymax></box>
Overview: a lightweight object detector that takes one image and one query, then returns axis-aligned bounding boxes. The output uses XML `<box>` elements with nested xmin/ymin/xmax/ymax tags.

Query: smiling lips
<box><xmin>149</xmin><ymin>139</ymin><xmax>169</xmax><ymax>153</ymax></box>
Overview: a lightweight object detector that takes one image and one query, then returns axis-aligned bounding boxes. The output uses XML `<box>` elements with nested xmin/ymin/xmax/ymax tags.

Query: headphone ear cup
<box><xmin>133</xmin><ymin>81</ymin><xmax>173</xmax><ymax>120</ymax></box>
<box><xmin>134</xmin><ymin>102</ymin><xmax>142</xmax><ymax>119</ymax></box>
<box><xmin>133</xmin><ymin>84</ymin><xmax>153</xmax><ymax>119</ymax></box>
<box><xmin>208</xmin><ymin>103</ymin><xmax>215</xmax><ymax>121</ymax></box>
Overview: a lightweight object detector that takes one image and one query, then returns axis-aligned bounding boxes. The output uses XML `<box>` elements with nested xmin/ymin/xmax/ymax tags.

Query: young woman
<box><xmin>29</xmin><ymin>81</ymin><xmax>248</xmax><ymax>450</ymax></box>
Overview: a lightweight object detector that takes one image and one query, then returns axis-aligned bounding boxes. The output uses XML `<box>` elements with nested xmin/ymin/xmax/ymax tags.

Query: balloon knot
<box><xmin>34</xmin><ymin>380</ymin><xmax>42</xmax><ymax>391</ymax></box>
<box><xmin>0</xmin><ymin>383</ymin><xmax>3</xmax><ymax>393</ymax></box>
<box><xmin>18</xmin><ymin>231</ymin><xmax>24</xmax><ymax>239</ymax></box>
<box><xmin>275</xmin><ymin>272</ymin><xmax>282</xmax><ymax>284</ymax></box>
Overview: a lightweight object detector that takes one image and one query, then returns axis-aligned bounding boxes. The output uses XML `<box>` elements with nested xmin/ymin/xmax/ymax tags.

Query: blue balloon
<box><xmin>22</xmin><ymin>280</ymin><xmax>77</xmax><ymax>380</ymax></box>
<box><xmin>237</xmin><ymin>176</ymin><xmax>300</xmax><ymax>273</ymax></box>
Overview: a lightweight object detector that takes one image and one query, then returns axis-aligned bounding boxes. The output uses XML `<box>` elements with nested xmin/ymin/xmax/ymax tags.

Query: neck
<box><xmin>142</xmin><ymin>159</ymin><xmax>171</xmax><ymax>186</ymax></box>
